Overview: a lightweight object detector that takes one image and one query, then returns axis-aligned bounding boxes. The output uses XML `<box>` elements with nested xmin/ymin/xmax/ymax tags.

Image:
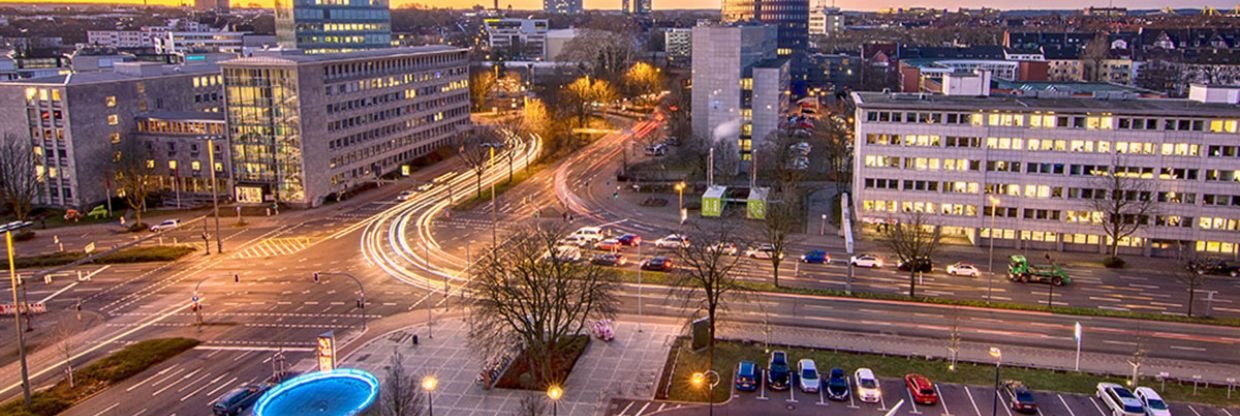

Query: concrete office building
<box><xmin>133</xmin><ymin>112</ymin><xmax>232</xmax><ymax>205</ymax></box>
<box><xmin>274</xmin><ymin>0</ymin><xmax>392</xmax><ymax>53</ymax></box>
<box><xmin>664</xmin><ymin>28</ymin><xmax>692</xmax><ymax>65</ymax></box>
<box><xmin>483</xmin><ymin>18</ymin><xmax>548</xmax><ymax>61</ymax></box>
<box><xmin>0</xmin><ymin>62</ymin><xmax>225</xmax><ymax>208</ymax></box>
<box><xmin>691</xmin><ymin>25</ymin><xmax>789</xmax><ymax>163</ymax></box>
<box><xmin>721</xmin><ymin>0</ymin><xmax>808</xmax><ymax>83</ymax></box>
<box><xmin>852</xmin><ymin>83</ymin><xmax>1240</xmax><ymax>258</ymax></box>
<box><xmin>544</xmin><ymin>0</ymin><xmax>583</xmax><ymax>15</ymax></box>
<box><xmin>220</xmin><ymin>46</ymin><xmax>470</xmax><ymax>207</ymax></box>
<box><xmin>154</xmin><ymin>31</ymin><xmax>248</xmax><ymax>55</ymax></box>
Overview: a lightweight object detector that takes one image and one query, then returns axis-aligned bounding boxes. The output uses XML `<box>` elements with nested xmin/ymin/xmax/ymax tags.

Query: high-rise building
<box><xmin>851</xmin><ymin>83</ymin><xmax>1240</xmax><ymax>258</ymax></box>
<box><xmin>220</xmin><ymin>47</ymin><xmax>470</xmax><ymax>207</ymax></box>
<box><xmin>721</xmin><ymin>0</ymin><xmax>808</xmax><ymax>86</ymax></box>
<box><xmin>195</xmin><ymin>0</ymin><xmax>229</xmax><ymax>14</ymax></box>
<box><xmin>274</xmin><ymin>0</ymin><xmax>392</xmax><ymax>54</ymax></box>
<box><xmin>543</xmin><ymin>0</ymin><xmax>582</xmax><ymax>15</ymax></box>
<box><xmin>691</xmin><ymin>25</ymin><xmax>789</xmax><ymax>163</ymax></box>
<box><xmin>633</xmin><ymin>0</ymin><xmax>651</xmax><ymax>14</ymax></box>
<box><xmin>664</xmin><ymin>28</ymin><xmax>692</xmax><ymax>65</ymax></box>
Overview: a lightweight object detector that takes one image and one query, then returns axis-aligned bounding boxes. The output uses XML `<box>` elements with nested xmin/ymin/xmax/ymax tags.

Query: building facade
<box><xmin>220</xmin><ymin>47</ymin><xmax>470</xmax><ymax>207</ymax></box>
<box><xmin>664</xmin><ymin>28</ymin><xmax>692</xmax><ymax>66</ymax></box>
<box><xmin>808</xmin><ymin>7</ymin><xmax>843</xmax><ymax>36</ymax></box>
<box><xmin>852</xmin><ymin>85</ymin><xmax>1240</xmax><ymax>258</ymax></box>
<box><xmin>543</xmin><ymin>0</ymin><xmax>583</xmax><ymax>15</ymax></box>
<box><xmin>133</xmin><ymin>112</ymin><xmax>232</xmax><ymax>203</ymax></box>
<box><xmin>691</xmin><ymin>25</ymin><xmax>789</xmax><ymax>163</ymax></box>
<box><xmin>721</xmin><ymin>0</ymin><xmax>809</xmax><ymax>84</ymax></box>
<box><xmin>483</xmin><ymin>18</ymin><xmax>548</xmax><ymax>61</ymax></box>
<box><xmin>274</xmin><ymin>0</ymin><xmax>392</xmax><ymax>53</ymax></box>
<box><xmin>154</xmin><ymin>31</ymin><xmax>248</xmax><ymax>55</ymax></box>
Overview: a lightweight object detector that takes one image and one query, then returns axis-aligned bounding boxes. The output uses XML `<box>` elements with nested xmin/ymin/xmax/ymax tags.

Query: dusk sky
<box><xmin>4</xmin><ymin>0</ymin><xmax>1238</xmax><ymax>12</ymax></box>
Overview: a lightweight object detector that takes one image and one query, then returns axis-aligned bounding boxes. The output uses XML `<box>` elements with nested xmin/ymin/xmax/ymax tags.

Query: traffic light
<box><xmin>234</xmin><ymin>273</ymin><xmax>239</xmax><ymax>283</ymax></box>
<box><xmin>313</xmin><ymin>272</ymin><xmax>320</xmax><ymax>284</ymax></box>
<box><xmin>356</xmin><ymin>298</ymin><xmax>364</xmax><ymax>308</ymax></box>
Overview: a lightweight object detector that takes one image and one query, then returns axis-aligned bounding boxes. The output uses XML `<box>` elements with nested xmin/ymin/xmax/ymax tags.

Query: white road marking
<box><xmin>935</xmin><ymin>384</ymin><xmax>952</xmax><ymax>416</ymax></box>
<box><xmin>37</xmin><ymin>282</ymin><xmax>79</xmax><ymax>304</ymax></box>
<box><xmin>204</xmin><ymin>376</ymin><xmax>238</xmax><ymax>398</ymax></box>
<box><xmin>1187</xmin><ymin>405</ymin><xmax>1204</xmax><ymax>416</ymax></box>
<box><xmin>964</xmin><ymin>385</ymin><xmax>983</xmax><ymax>416</ymax></box>
<box><xmin>91</xmin><ymin>402</ymin><xmax>120</xmax><ymax>416</ymax></box>
<box><xmin>127</xmin><ymin>365</ymin><xmax>180</xmax><ymax>392</ymax></box>
<box><xmin>617</xmin><ymin>402</ymin><xmax>633</xmax><ymax>416</ymax></box>
<box><xmin>1087</xmin><ymin>397</ymin><xmax>1108</xmax><ymax>416</ymax></box>
<box><xmin>635</xmin><ymin>402</ymin><xmax>650</xmax><ymax>416</ymax></box>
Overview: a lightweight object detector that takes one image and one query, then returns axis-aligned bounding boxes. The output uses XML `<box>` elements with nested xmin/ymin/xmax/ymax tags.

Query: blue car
<box><xmin>734</xmin><ymin>361</ymin><xmax>759</xmax><ymax>392</ymax></box>
<box><xmin>800</xmin><ymin>250</ymin><xmax>831</xmax><ymax>264</ymax></box>
<box><xmin>826</xmin><ymin>368</ymin><xmax>849</xmax><ymax>401</ymax></box>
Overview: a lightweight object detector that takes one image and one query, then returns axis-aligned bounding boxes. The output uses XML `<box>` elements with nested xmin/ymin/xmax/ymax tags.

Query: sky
<box><xmin>5</xmin><ymin>0</ymin><xmax>1238</xmax><ymax>12</ymax></box>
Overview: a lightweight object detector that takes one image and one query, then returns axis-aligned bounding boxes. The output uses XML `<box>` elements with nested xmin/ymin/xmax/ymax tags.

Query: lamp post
<box><xmin>692</xmin><ymin>370</ymin><xmax>720</xmax><ymax>416</ymax></box>
<box><xmin>987</xmin><ymin>195</ymin><xmax>1000</xmax><ymax>304</ymax></box>
<box><xmin>3</xmin><ymin>220</ymin><xmax>33</xmax><ymax>410</ymax></box>
<box><xmin>422</xmin><ymin>375</ymin><xmax>438</xmax><ymax>416</ymax></box>
<box><xmin>674</xmin><ymin>181</ymin><xmax>686</xmax><ymax>214</ymax></box>
<box><xmin>820</xmin><ymin>213</ymin><xmax>827</xmax><ymax>235</ymax></box>
<box><xmin>207</xmin><ymin>137</ymin><xmax>223</xmax><ymax>254</ymax></box>
<box><xmin>547</xmin><ymin>385</ymin><xmax>563</xmax><ymax>416</ymax></box>
<box><xmin>1074</xmin><ymin>322</ymin><xmax>1083</xmax><ymax>372</ymax></box>
<box><xmin>989</xmin><ymin>347</ymin><xmax>1002</xmax><ymax>416</ymax></box>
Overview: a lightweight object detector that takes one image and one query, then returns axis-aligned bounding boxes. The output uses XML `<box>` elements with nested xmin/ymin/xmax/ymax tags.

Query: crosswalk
<box><xmin>233</xmin><ymin>237</ymin><xmax>315</xmax><ymax>259</ymax></box>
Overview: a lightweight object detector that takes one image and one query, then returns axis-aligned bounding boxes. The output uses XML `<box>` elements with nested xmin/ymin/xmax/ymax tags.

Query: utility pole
<box><xmin>4</xmin><ymin>222</ymin><xmax>33</xmax><ymax>410</ymax></box>
<box><xmin>208</xmin><ymin>137</ymin><xmax>223</xmax><ymax>253</ymax></box>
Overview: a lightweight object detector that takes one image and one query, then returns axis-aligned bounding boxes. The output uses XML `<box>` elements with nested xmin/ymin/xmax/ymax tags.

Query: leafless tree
<box><xmin>513</xmin><ymin>392</ymin><xmax>548</xmax><ymax>416</ymax></box>
<box><xmin>112</xmin><ymin>137</ymin><xmax>158</xmax><ymax>228</ymax></box>
<box><xmin>880</xmin><ymin>211</ymin><xmax>943</xmax><ymax>298</ymax></box>
<box><xmin>556</xmin><ymin>29</ymin><xmax>640</xmax><ymax>82</ymax></box>
<box><xmin>946</xmin><ymin>310</ymin><xmax>961</xmax><ymax>371</ymax></box>
<box><xmin>0</xmin><ymin>134</ymin><xmax>43</xmax><ymax>221</ymax></box>
<box><xmin>1089</xmin><ymin>155</ymin><xmax>1158</xmax><ymax>260</ymax></box>
<box><xmin>1177</xmin><ymin>255</ymin><xmax>1215</xmax><ymax>318</ymax></box>
<box><xmin>1081</xmin><ymin>32</ymin><xmax>1110</xmax><ymax>82</ymax></box>
<box><xmin>760</xmin><ymin>197</ymin><xmax>799</xmax><ymax>288</ymax></box>
<box><xmin>467</xmin><ymin>225</ymin><xmax>620</xmax><ymax>388</ymax></box>
<box><xmin>457</xmin><ymin>128</ymin><xmax>500</xmax><ymax>199</ymax></box>
<box><xmin>668</xmin><ymin>222</ymin><xmax>748</xmax><ymax>371</ymax></box>
<box><xmin>54</xmin><ymin>318</ymin><xmax>77</xmax><ymax>388</ymax></box>
<box><xmin>811</xmin><ymin>118</ymin><xmax>853</xmax><ymax>193</ymax></box>
<box><xmin>377</xmin><ymin>349</ymin><xmax>424</xmax><ymax>416</ymax></box>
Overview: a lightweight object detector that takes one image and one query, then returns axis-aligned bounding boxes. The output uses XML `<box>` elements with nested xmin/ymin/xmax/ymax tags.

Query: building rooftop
<box><xmin>220</xmin><ymin>45</ymin><xmax>465</xmax><ymax>66</ymax></box>
<box><xmin>853</xmin><ymin>91</ymin><xmax>1240</xmax><ymax>117</ymax></box>
<box><xmin>991</xmin><ymin>80</ymin><xmax>1159</xmax><ymax>96</ymax></box>
<box><xmin>1</xmin><ymin>62</ymin><xmax>219</xmax><ymax>85</ymax></box>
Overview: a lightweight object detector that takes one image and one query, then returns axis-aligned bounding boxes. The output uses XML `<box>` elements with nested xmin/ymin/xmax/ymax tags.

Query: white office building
<box><xmin>808</xmin><ymin>7</ymin><xmax>844</xmax><ymax>36</ymax></box>
<box><xmin>851</xmin><ymin>84</ymin><xmax>1240</xmax><ymax>258</ymax></box>
<box><xmin>484</xmin><ymin>18</ymin><xmax>549</xmax><ymax>61</ymax></box>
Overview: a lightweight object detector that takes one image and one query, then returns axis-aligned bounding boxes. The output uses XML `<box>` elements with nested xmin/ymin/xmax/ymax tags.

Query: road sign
<box><xmin>192</xmin><ymin>295</ymin><xmax>200</xmax><ymax>303</ymax></box>
<box><xmin>84</xmin><ymin>242</ymin><xmax>95</xmax><ymax>254</ymax></box>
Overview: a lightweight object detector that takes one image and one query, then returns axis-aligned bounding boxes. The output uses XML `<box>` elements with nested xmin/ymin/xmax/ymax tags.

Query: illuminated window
<box><xmin>109</xmin><ymin>132</ymin><xmax>120</xmax><ymax>144</ymax></box>
<box><xmin>192</xmin><ymin>161</ymin><xmax>202</xmax><ymax>171</ymax></box>
<box><xmin>105</xmin><ymin>96</ymin><xmax>117</xmax><ymax>107</ymax></box>
<box><xmin>740</xmin><ymin>78</ymin><xmax>753</xmax><ymax>90</ymax></box>
<box><xmin>168</xmin><ymin>160</ymin><xmax>177</xmax><ymax>171</ymax></box>
<box><xmin>146</xmin><ymin>160</ymin><xmax>155</xmax><ymax>169</ymax></box>
<box><xmin>107</xmin><ymin>114</ymin><xmax>119</xmax><ymax>125</ymax></box>
<box><xmin>24</xmin><ymin>88</ymin><xmax>36</xmax><ymax>101</ymax></box>
<box><xmin>51</xmin><ymin>90</ymin><xmax>61</xmax><ymax>101</ymax></box>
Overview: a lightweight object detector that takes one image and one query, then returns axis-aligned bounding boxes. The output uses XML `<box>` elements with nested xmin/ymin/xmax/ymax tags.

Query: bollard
<box><xmin>412</xmin><ymin>334</ymin><xmax>419</xmax><ymax>345</ymax></box>
<box><xmin>44</xmin><ymin>275</ymin><xmax>52</xmax><ymax>285</ymax></box>
<box><xmin>58</xmin><ymin>242</ymin><xmax>64</xmax><ymax>252</ymax></box>
<box><xmin>266</xmin><ymin>208</ymin><xmax>271</xmax><ymax>217</ymax></box>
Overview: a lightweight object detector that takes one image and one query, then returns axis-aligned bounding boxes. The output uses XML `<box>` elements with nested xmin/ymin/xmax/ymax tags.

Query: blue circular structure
<box><xmin>253</xmin><ymin>368</ymin><xmax>380</xmax><ymax>416</ymax></box>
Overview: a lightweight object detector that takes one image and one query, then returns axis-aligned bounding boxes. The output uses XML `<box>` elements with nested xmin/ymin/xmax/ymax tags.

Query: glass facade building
<box><xmin>275</xmin><ymin>0</ymin><xmax>392</xmax><ymax>54</ymax></box>
<box><xmin>224</xmin><ymin>67</ymin><xmax>307</xmax><ymax>204</ymax></box>
<box><xmin>722</xmin><ymin>0</ymin><xmax>809</xmax><ymax>87</ymax></box>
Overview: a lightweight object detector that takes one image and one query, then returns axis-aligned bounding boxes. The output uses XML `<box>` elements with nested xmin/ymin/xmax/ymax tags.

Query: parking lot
<box><xmin>646</xmin><ymin>373</ymin><xmax>1239</xmax><ymax>416</ymax></box>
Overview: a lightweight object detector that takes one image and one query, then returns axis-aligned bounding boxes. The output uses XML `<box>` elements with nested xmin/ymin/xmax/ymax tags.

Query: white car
<box><xmin>849</xmin><ymin>254</ymin><xmax>883</xmax><ymax>268</ymax></box>
<box><xmin>707</xmin><ymin>242</ymin><xmax>738</xmax><ymax>256</ymax></box>
<box><xmin>854</xmin><ymin>368</ymin><xmax>881</xmax><ymax>403</ymax></box>
<box><xmin>149</xmin><ymin>219</ymin><xmax>180</xmax><ymax>232</ymax></box>
<box><xmin>544</xmin><ymin>245</ymin><xmax>582</xmax><ymax>263</ymax></box>
<box><xmin>571</xmin><ymin>226</ymin><xmax>606</xmax><ymax>243</ymax></box>
<box><xmin>797</xmin><ymin>359</ymin><xmax>820</xmax><ymax>393</ymax></box>
<box><xmin>416</xmin><ymin>183</ymin><xmax>434</xmax><ymax>192</ymax></box>
<box><xmin>745</xmin><ymin>244</ymin><xmax>784</xmax><ymax>260</ymax></box>
<box><xmin>654</xmin><ymin>234</ymin><xmax>690</xmax><ymax>249</ymax></box>
<box><xmin>1097</xmin><ymin>382</ymin><xmax>1146</xmax><ymax>416</ymax></box>
<box><xmin>396</xmin><ymin>190</ymin><xmax>416</xmax><ymax>201</ymax></box>
<box><xmin>946</xmin><ymin>262</ymin><xmax>980</xmax><ymax>277</ymax></box>
<box><xmin>559</xmin><ymin>235</ymin><xmax>593</xmax><ymax>247</ymax></box>
<box><xmin>1133</xmin><ymin>387</ymin><xmax>1171</xmax><ymax>416</ymax></box>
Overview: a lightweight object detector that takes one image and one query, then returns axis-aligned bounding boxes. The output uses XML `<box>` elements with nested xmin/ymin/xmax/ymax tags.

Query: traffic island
<box><xmin>11</xmin><ymin>246</ymin><xmax>196</xmax><ymax>269</ymax></box>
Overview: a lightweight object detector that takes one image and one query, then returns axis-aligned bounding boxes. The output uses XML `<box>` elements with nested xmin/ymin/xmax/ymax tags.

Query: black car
<box><xmin>1192</xmin><ymin>260</ymin><xmax>1239</xmax><ymax>277</ymax></box>
<box><xmin>641</xmin><ymin>256</ymin><xmax>673</xmax><ymax>272</ymax></box>
<box><xmin>767</xmin><ymin>351</ymin><xmax>791</xmax><ymax>391</ymax></box>
<box><xmin>212</xmin><ymin>385</ymin><xmax>268</xmax><ymax>416</ymax></box>
<box><xmin>897</xmin><ymin>257</ymin><xmax>934</xmax><ymax>273</ymax></box>
<box><xmin>1002</xmin><ymin>380</ymin><xmax>1038</xmax><ymax>413</ymax></box>
<box><xmin>825</xmin><ymin>368</ymin><xmax>849</xmax><ymax>400</ymax></box>
<box><xmin>591</xmin><ymin>253</ymin><xmax>626</xmax><ymax>267</ymax></box>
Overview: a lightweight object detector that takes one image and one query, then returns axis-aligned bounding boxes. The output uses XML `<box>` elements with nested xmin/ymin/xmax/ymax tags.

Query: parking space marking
<box><xmin>818</xmin><ymin>384</ymin><xmax>828</xmax><ymax>406</ymax></box>
<box><xmin>617</xmin><ymin>402</ymin><xmax>633</xmax><ymax>415</ymax></box>
<box><xmin>879</xmin><ymin>387</ymin><xmax>889</xmax><ymax>411</ymax></box>
<box><xmin>846</xmin><ymin>376</ymin><xmax>856</xmax><ymax>408</ymax></box>
<box><xmin>996</xmin><ymin>390</ymin><xmax>1013</xmax><ymax>416</ymax></box>
<box><xmin>788</xmin><ymin>383</ymin><xmax>797</xmax><ymax>403</ymax></box>
<box><xmin>1220</xmin><ymin>408</ymin><xmax>1234</xmax><ymax>416</ymax></box>
<box><xmin>935</xmin><ymin>384</ymin><xmax>952</xmax><ymax>416</ymax></box>
<box><xmin>964</xmin><ymin>386</ymin><xmax>983</xmax><ymax>416</ymax></box>
<box><xmin>757</xmin><ymin>372</ymin><xmax>768</xmax><ymax>401</ymax></box>
<box><xmin>635</xmin><ymin>402</ymin><xmax>650</xmax><ymax>416</ymax></box>
<box><xmin>907</xmin><ymin>387</ymin><xmax>922</xmax><ymax>414</ymax></box>
<box><xmin>1087</xmin><ymin>397</ymin><xmax>1109</xmax><ymax>416</ymax></box>
<box><xmin>1188</xmin><ymin>405</ymin><xmax>1204</xmax><ymax>416</ymax></box>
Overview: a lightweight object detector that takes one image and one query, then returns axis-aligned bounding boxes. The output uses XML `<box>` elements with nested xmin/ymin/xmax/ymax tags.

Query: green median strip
<box><xmin>617</xmin><ymin>270</ymin><xmax>1240</xmax><ymax>328</ymax></box>
<box><xmin>453</xmin><ymin>162</ymin><xmax>549</xmax><ymax>211</ymax></box>
<box><xmin>661</xmin><ymin>338</ymin><xmax>1239</xmax><ymax>407</ymax></box>
<box><xmin>13</xmin><ymin>246</ymin><xmax>196</xmax><ymax>269</ymax></box>
<box><xmin>0</xmin><ymin>337</ymin><xmax>200</xmax><ymax>416</ymax></box>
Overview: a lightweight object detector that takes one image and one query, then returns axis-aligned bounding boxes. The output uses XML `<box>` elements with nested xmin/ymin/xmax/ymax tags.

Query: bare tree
<box><xmin>1089</xmin><ymin>155</ymin><xmax>1157</xmax><ymax>261</ymax></box>
<box><xmin>1177</xmin><ymin>255</ymin><xmax>1214</xmax><ymax>318</ymax></box>
<box><xmin>760</xmin><ymin>197</ymin><xmax>799</xmax><ymax>288</ymax></box>
<box><xmin>112</xmin><ymin>138</ymin><xmax>158</xmax><ymax>228</ymax></box>
<box><xmin>1081</xmin><ymin>32</ymin><xmax>1110</xmax><ymax>82</ymax></box>
<box><xmin>514</xmin><ymin>392</ymin><xmax>548</xmax><ymax>416</ymax></box>
<box><xmin>810</xmin><ymin>118</ymin><xmax>852</xmax><ymax>193</ymax></box>
<box><xmin>457</xmin><ymin>129</ymin><xmax>499</xmax><ymax>199</ymax></box>
<box><xmin>53</xmin><ymin>318</ymin><xmax>77</xmax><ymax>388</ymax></box>
<box><xmin>0</xmin><ymin>134</ymin><xmax>43</xmax><ymax>221</ymax></box>
<box><xmin>378</xmin><ymin>349</ymin><xmax>424</xmax><ymax>416</ymax></box>
<box><xmin>880</xmin><ymin>211</ymin><xmax>943</xmax><ymax>298</ymax></box>
<box><xmin>467</xmin><ymin>225</ymin><xmax>620</xmax><ymax>387</ymax></box>
<box><xmin>946</xmin><ymin>310</ymin><xmax>961</xmax><ymax>371</ymax></box>
<box><xmin>668</xmin><ymin>223</ymin><xmax>748</xmax><ymax>371</ymax></box>
<box><xmin>556</xmin><ymin>29</ymin><xmax>640</xmax><ymax>82</ymax></box>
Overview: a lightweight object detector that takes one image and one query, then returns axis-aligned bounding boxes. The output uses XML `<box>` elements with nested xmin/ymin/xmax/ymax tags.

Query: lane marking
<box><xmin>1056</xmin><ymin>394</ymin><xmax>1077</xmax><ymax>416</ymax></box>
<box><xmin>964</xmin><ymin>385</ymin><xmax>983</xmax><ymax>416</ymax></box>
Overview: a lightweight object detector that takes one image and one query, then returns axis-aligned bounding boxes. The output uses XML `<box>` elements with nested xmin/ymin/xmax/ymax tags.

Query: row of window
<box><xmin>328</xmin><ymin>118</ymin><xmax>467</xmax><ymax>171</ymax></box>
<box><xmin>862</xmin><ymin>156</ymin><xmax>1240</xmax><ymax>181</ymax></box>
<box><xmin>864</xmin><ymin>110</ymin><xmax>1240</xmax><ymax>133</ymax></box>
<box><xmin>861</xmin><ymin>199</ymin><xmax>1239</xmax><ymax>232</ymax></box>
<box><xmin>327</xmin><ymin>92</ymin><xmax>467</xmax><ymax>132</ymax></box>
<box><xmin>321</xmin><ymin>53</ymin><xmax>464</xmax><ymax>81</ymax></box>
<box><xmin>867</xmin><ymin>134</ymin><xmax>1210</xmax><ymax>157</ymax></box>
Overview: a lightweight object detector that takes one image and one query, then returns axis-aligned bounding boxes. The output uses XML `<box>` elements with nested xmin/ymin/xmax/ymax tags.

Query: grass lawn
<box><xmin>0</xmin><ymin>337</ymin><xmax>199</xmax><ymax>416</ymax></box>
<box><xmin>496</xmin><ymin>335</ymin><xmax>590</xmax><ymax>390</ymax></box>
<box><xmin>454</xmin><ymin>162</ymin><xmax>548</xmax><ymax>211</ymax></box>
<box><xmin>660</xmin><ymin>338</ymin><xmax>1240</xmax><ymax>408</ymax></box>
<box><xmin>13</xmin><ymin>246</ymin><xmax>196</xmax><ymax>269</ymax></box>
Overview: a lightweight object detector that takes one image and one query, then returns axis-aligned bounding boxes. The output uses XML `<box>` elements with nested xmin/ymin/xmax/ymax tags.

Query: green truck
<box><xmin>1007</xmin><ymin>254</ymin><xmax>1070</xmax><ymax>286</ymax></box>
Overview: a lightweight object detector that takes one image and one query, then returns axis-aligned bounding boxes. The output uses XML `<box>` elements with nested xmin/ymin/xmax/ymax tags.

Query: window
<box><xmin>191</xmin><ymin>161</ymin><xmax>201</xmax><ymax>171</ymax></box>
<box><xmin>105</xmin><ymin>96</ymin><xmax>117</xmax><ymax>107</ymax></box>
<box><xmin>107</xmin><ymin>114</ymin><xmax>119</xmax><ymax>126</ymax></box>
<box><xmin>146</xmin><ymin>159</ymin><xmax>155</xmax><ymax>169</ymax></box>
<box><xmin>109</xmin><ymin>132</ymin><xmax>120</xmax><ymax>144</ymax></box>
<box><xmin>168</xmin><ymin>160</ymin><xmax>177</xmax><ymax>171</ymax></box>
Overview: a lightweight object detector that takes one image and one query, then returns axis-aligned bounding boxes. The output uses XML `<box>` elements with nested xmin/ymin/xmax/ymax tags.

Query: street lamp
<box><xmin>691</xmin><ymin>370</ymin><xmax>720</xmax><ymax>416</ymax></box>
<box><xmin>422</xmin><ymin>375</ymin><xmax>438</xmax><ymax>416</ymax></box>
<box><xmin>3</xmin><ymin>220</ymin><xmax>33</xmax><ymax>410</ymax></box>
<box><xmin>546</xmin><ymin>385</ymin><xmax>563</xmax><ymax>416</ymax></box>
<box><xmin>989</xmin><ymin>347</ymin><xmax>1002</xmax><ymax>416</ymax></box>
<box><xmin>674</xmin><ymin>181</ymin><xmax>686</xmax><ymax>213</ymax></box>
<box><xmin>986</xmin><ymin>195</ymin><xmax>1000</xmax><ymax>304</ymax></box>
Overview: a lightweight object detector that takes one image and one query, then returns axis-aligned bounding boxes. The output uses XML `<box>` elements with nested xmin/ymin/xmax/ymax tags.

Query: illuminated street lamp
<box><xmin>989</xmin><ymin>347</ymin><xmax>1002</xmax><ymax>416</ymax></box>
<box><xmin>546</xmin><ymin>385</ymin><xmax>563</xmax><ymax>416</ymax></box>
<box><xmin>422</xmin><ymin>375</ymin><xmax>438</xmax><ymax>416</ymax></box>
<box><xmin>674</xmin><ymin>181</ymin><xmax>686</xmax><ymax>213</ymax></box>
<box><xmin>691</xmin><ymin>370</ymin><xmax>720</xmax><ymax>416</ymax></box>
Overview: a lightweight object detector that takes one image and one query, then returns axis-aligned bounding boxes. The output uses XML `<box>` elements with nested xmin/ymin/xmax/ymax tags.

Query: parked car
<box><xmin>640</xmin><ymin>256</ymin><xmax>673</xmax><ymax>272</ymax></box>
<box><xmin>644</xmin><ymin>144</ymin><xmax>668</xmax><ymax>156</ymax></box>
<box><xmin>800</xmin><ymin>250</ymin><xmax>831</xmax><ymax>264</ymax></box>
<box><xmin>544</xmin><ymin>246</ymin><xmax>582</xmax><ymax>263</ymax></box>
<box><xmin>854</xmin><ymin>368</ymin><xmax>881</xmax><ymax>403</ymax></box>
<box><xmin>734</xmin><ymin>361</ymin><xmax>759</xmax><ymax>392</ymax></box>
<box><xmin>946</xmin><ymin>262</ymin><xmax>980</xmax><ymax>277</ymax></box>
<box><xmin>571</xmin><ymin>226</ymin><xmax>606</xmax><ymax>243</ymax></box>
<box><xmin>617</xmin><ymin>233</ymin><xmax>642</xmax><ymax>246</ymax></box>
<box><xmin>897</xmin><ymin>257</ymin><xmax>934</xmax><ymax>273</ymax></box>
<box><xmin>1133</xmin><ymin>387</ymin><xmax>1171</xmax><ymax>416</ymax></box>
<box><xmin>767</xmin><ymin>351</ymin><xmax>791</xmax><ymax>391</ymax></box>
<box><xmin>1097</xmin><ymin>382</ymin><xmax>1146</xmax><ymax>416</ymax></box>
<box><xmin>904</xmin><ymin>373</ymin><xmax>938</xmax><ymax>405</ymax></box>
<box><xmin>824</xmin><ymin>368</ymin><xmax>849</xmax><ymax>400</ymax></box>
<box><xmin>397</xmin><ymin>190</ymin><xmax>416</xmax><ymax>201</ymax></box>
<box><xmin>559</xmin><ymin>235</ymin><xmax>592</xmax><ymax>247</ymax></box>
<box><xmin>654</xmin><ymin>234</ymin><xmax>690</xmax><ymax>249</ymax></box>
<box><xmin>1192</xmin><ymin>260</ymin><xmax>1239</xmax><ymax>277</ymax></box>
<box><xmin>797</xmin><ymin>359</ymin><xmax>820</xmax><ymax>393</ymax></box>
<box><xmin>745</xmin><ymin>244</ymin><xmax>784</xmax><ymax>260</ymax></box>
<box><xmin>591</xmin><ymin>253</ymin><xmax>626</xmax><ymax>267</ymax></box>
<box><xmin>1002</xmin><ymin>380</ymin><xmax>1038</xmax><ymax>413</ymax></box>
<box><xmin>663</xmin><ymin>137</ymin><xmax>681</xmax><ymax>147</ymax></box>
<box><xmin>594</xmin><ymin>238</ymin><xmax>623</xmax><ymax>251</ymax></box>
<box><xmin>850</xmin><ymin>254</ymin><xmax>883</xmax><ymax>268</ymax></box>
<box><xmin>149</xmin><ymin>219</ymin><xmax>181</xmax><ymax>232</ymax></box>
<box><xmin>211</xmin><ymin>384</ymin><xmax>268</xmax><ymax>416</ymax></box>
<box><xmin>707</xmin><ymin>242</ymin><xmax>738</xmax><ymax>256</ymax></box>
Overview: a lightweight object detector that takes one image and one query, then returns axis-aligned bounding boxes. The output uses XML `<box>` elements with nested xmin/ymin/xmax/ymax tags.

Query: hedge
<box><xmin>12</xmin><ymin>246</ymin><xmax>196</xmax><ymax>269</ymax></box>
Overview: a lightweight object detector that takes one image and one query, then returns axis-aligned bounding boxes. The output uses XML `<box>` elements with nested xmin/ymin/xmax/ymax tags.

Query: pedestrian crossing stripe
<box><xmin>234</xmin><ymin>237</ymin><xmax>316</xmax><ymax>259</ymax></box>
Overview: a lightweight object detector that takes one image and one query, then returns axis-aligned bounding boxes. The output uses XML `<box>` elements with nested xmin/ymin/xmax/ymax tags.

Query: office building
<box><xmin>220</xmin><ymin>47</ymin><xmax>470</xmax><ymax>207</ymax></box>
<box><xmin>808</xmin><ymin>7</ymin><xmax>843</xmax><ymax>36</ymax></box>
<box><xmin>543</xmin><ymin>0</ymin><xmax>583</xmax><ymax>15</ymax></box>
<box><xmin>721</xmin><ymin>0</ymin><xmax>808</xmax><ymax>84</ymax></box>
<box><xmin>691</xmin><ymin>25</ymin><xmax>789</xmax><ymax>162</ymax></box>
<box><xmin>851</xmin><ymin>83</ymin><xmax>1240</xmax><ymax>258</ymax></box>
<box><xmin>154</xmin><ymin>31</ymin><xmax>248</xmax><ymax>55</ymax></box>
<box><xmin>133</xmin><ymin>112</ymin><xmax>232</xmax><ymax>205</ymax></box>
<box><xmin>0</xmin><ymin>62</ymin><xmax>225</xmax><ymax>208</ymax></box>
<box><xmin>633</xmin><ymin>0</ymin><xmax>651</xmax><ymax>14</ymax></box>
<box><xmin>274</xmin><ymin>0</ymin><xmax>392</xmax><ymax>53</ymax></box>
<box><xmin>544</xmin><ymin>29</ymin><xmax>580</xmax><ymax>62</ymax></box>
<box><xmin>483</xmin><ymin>18</ymin><xmax>548</xmax><ymax>61</ymax></box>
<box><xmin>664</xmin><ymin>28</ymin><xmax>692</xmax><ymax>65</ymax></box>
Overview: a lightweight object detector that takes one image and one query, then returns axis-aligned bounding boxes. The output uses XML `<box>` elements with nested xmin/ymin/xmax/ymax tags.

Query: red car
<box><xmin>904</xmin><ymin>373</ymin><xmax>938</xmax><ymax>405</ymax></box>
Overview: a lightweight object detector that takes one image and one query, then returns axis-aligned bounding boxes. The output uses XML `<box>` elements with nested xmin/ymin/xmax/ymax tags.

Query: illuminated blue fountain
<box><xmin>252</xmin><ymin>368</ymin><xmax>379</xmax><ymax>416</ymax></box>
